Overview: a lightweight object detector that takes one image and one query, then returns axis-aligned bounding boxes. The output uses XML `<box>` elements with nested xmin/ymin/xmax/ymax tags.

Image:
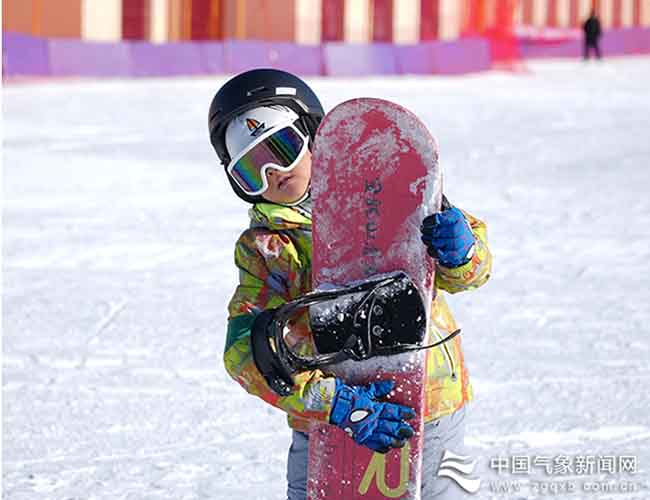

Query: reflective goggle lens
<box><xmin>229</xmin><ymin>126</ymin><xmax>305</xmax><ymax>195</ymax></box>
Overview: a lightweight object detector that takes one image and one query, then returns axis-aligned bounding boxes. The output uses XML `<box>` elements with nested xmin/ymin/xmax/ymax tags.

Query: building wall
<box><xmin>38</xmin><ymin>0</ymin><xmax>81</xmax><ymax>37</ymax></box>
<box><xmin>6</xmin><ymin>0</ymin><xmax>83</xmax><ymax>37</ymax></box>
<box><xmin>167</xmin><ymin>0</ymin><xmax>190</xmax><ymax>40</ymax></box>
<box><xmin>3</xmin><ymin>0</ymin><xmax>649</xmax><ymax>43</ymax></box>
<box><xmin>246</xmin><ymin>0</ymin><xmax>295</xmax><ymax>41</ymax></box>
<box><xmin>2</xmin><ymin>0</ymin><xmax>33</xmax><ymax>34</ymax></box>
<box><xmin>220</xmin><ymin>0</ymin><xmax>240</xmax><ymax>39</ymax></box>
<box><xmin>296</xmin><ymin>0</ymin><xmax>321</xmax><ymax>44</ymax></box>
<box><xmin>515</xmin><ymin>0</ymin><xmax>650</xmax><ymax>28</ymax></box>
<box><xmin>439</xmin><ymin>0</ymin><xmax>461</xmax><ymax>39</ymax></box>
<box><xmin>345</xmin><ymin>0</ymin><xmax>370</xmax><ymax>42</ymax></box>
<box><xmin>393</xmin><ymin>0</ymin><xmax>419</xmax><ymax>44</ymax></box>
<box><xmin>82</xmin><ymin>0</ymin><xmax>122</xmax><ymax>41</ymax></box>
<box><xmin>150</xmin><ymin>0</ymin><xmax>169</xmax><ymax>42</ymax></box>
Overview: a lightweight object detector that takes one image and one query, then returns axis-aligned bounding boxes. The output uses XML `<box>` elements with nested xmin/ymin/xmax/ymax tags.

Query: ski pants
<box><xmin>584</xmin><ymin>40</ymin><xmax>602</xmax><ymax>59</ymax></box>
<box><xmin>287</xmin><ymin>404</ymin><xmax>469</xmax><ymax>500</ymax></box>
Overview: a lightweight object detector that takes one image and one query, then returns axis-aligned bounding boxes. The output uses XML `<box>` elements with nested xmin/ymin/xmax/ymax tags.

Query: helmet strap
<box><xmin>277</xmin><ymin>185</ymin><xmax>311</xmax><ymax>208</ymax></box>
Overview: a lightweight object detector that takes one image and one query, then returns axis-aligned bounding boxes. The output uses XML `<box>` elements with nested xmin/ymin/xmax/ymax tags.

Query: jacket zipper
<box><xmin>431</xmin><ymin>326</ymin><xmax>457</xmax><ymax>381</ymax></box>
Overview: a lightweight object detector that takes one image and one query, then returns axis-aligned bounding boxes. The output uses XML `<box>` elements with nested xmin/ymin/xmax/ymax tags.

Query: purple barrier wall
<box><xmin>433</xmin><ymin>38</ymin><xmax>491</xmax><ymax>74</ymax></box>
<box><xmin>633</xmin><ymin>27</ymin><xmax>650</xmax><ymax>52</ymax></box>
<box><xmin>323</xmin><ymin>43</ymin><xmax>397</xmax><ymax>76</ymax></box>
<box><xmin>224</xmin><ymin>40</ymin><xmax>322</xmax><ymax>76</ymax></box>
<box><xmin>602</xmin><ymin>28</ymin><xmax>650</xmax><ymax>55</ymax></box>
<box><xmin>621</xmin><ymin>28</ymin><xmax>648</xmax><ymax>53</ymax></box>
<box><xmin>49</xmin><ymin>39</ymin><xmax>132</xmax><ymax>77</ymax></box>
<box><xmin>635</xmin><ymin>28</ymin><xmax>650</xmax><ymax>52</ymax></box>
<box><xmin>396</xmin><ymin>38</ymin><xmax>491</xmax><ymax>75</ymax></box>
<box><xmin>601</xmin><ymin>29</ymin><xmax>628</xmax><ymax>55</ymax></box>
<box><xmin>130</xmin><ymin>41</ymin><xmax>204</xmax><ymax>77</ymax></box>
<box><xmin>396</xmin><ymin>43</ymin><xmax>435</xmax><ymax>74</ymax></box>
<box><xmin>2</xmin><ymin>32</ymin><xmax>50</xmax><ymax>76</ymax></box>
<box><xmin>519</xmin><ymin>27</ymin><xmax>650</xmax><ymax>59</ymax></box>
<box><xmin>200</xmin><ymin>42</ymin><xmax>226</xmax><ymax>74</ymax></box>
<box><xmin>3</xmin><ymin>29</ymin><xmax>650</xmax><ymax>80</ymax></box>
<box><xmin>519</xmin><ymin>39</ymin><xmax>582</xmax><ymax>58</ymax></box>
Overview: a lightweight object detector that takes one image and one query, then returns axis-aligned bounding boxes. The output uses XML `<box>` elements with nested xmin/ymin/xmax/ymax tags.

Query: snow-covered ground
<box><xmin>3</xmin><ymin>57</ymin><xmax>650</xmax><ymax>499</ymax></box>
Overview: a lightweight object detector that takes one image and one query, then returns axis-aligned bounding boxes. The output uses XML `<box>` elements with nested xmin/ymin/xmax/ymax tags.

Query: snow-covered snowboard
<box><xmin>308</xmin><ymin>98</ymin><xmax>441</xmax><ymax>500</ymax></box>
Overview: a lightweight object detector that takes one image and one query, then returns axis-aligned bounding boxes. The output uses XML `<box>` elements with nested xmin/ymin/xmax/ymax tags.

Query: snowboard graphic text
<box><xmin>363</xmin><ymin>178</ymin><xmax>383</xmax><ymax>276</ymax></box>
<box><xmin>359</xmin><ymin>443</ymin><xmax>411</xmax><ymax>498</ymax></box>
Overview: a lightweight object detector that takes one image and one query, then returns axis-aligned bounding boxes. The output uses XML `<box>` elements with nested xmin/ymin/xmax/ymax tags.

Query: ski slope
<box><xmin>3</xmin><ymin>57</ymin><xmax>650</xmax><ymax>499</ymax></box>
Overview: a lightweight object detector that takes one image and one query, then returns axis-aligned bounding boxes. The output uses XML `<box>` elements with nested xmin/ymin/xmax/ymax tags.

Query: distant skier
<box><xmin>208</xmin><ymin>69</ymin><xmax>492</xmax><ymax>500</ymax></box>
<box><xmin>583</xmin><ymin>9</ymin><xmax>602</xmax><ymax>60</ymax></box>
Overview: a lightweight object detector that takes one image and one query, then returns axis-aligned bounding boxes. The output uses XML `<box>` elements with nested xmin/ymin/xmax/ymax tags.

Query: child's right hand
<box><xmin>329</xmin><ymin>379</ymin><xmax>415</xmax><ymax>454</ymax></box>
<box><xmin>420</xmin><ymin>206</ymin><xmax>475</xmax><ymax>268</ymax></box>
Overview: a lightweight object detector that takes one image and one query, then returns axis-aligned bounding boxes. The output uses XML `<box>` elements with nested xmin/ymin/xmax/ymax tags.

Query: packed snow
<box><xmin>3</xmin><ymin>57</ymin><xmax>650</xmax><ymax>499</ymax></box>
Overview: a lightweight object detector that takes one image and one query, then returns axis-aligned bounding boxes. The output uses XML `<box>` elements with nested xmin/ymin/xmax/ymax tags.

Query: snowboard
<box><xmin>308</xmin><ymin>98</ymin><xmax>441</xmax><ymax>500</ymax></box>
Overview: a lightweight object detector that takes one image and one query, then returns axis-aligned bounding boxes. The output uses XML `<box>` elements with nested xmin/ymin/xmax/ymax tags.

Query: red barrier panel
<box><xmin>570</xmin><ymin>0</ymin><xmax>581</xmax><ymax>28</ymax></box>
<box><xmin>547</xmin><ymin>0</ymin><xmax>558</xmax><ymax>27</ymax></box>
<box><xmin>420</xmin><ymin>0</ymin><xmax>440</xmax><ymax>40</ymax></box>
<box><xmin>522</xmin><ymin>0</ymin><xmax>534</xmax><ymax>26</ymax></box>
<box><xmin>122</xmin><ymin>0</ymin><xmax>149</xmax><ymax>40</ymax></box>
<box><xmin>633</xmin><ymin>0</ymin><xmax>642</xmax><ymax>26</ymax></box>
<box><xmin>321</xmin><ymin>0</ymin><xmax>344</xmax><ymax>42</ymax></box>
<box><xmin>372</xmin><ymin>0</ymin><xmax>393</xmax><ymax>42</ymax></box>
<box><xmin>192</xmin><ymin>0</ymin><xmax>222</xmax><ymax>40</ymax></box>
<box><xmin>612</xmin><ymin>0</ymin><xmax>623</xmax><ymax>28</ymax></box>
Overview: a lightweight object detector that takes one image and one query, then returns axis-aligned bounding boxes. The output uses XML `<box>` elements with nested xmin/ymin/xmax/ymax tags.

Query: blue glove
<box><xmin>329</xmin><ymin>379</ymin><xmax>416</xmax><ymax>454</ymax></box>
<box><xmin>421</xmin><ymin>207</ymin><xmax>475</xmax><ymax>268</ymax></box>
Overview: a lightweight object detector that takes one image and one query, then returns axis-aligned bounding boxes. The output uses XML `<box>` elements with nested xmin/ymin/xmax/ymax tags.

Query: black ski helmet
<box><xmin>208</xmin><ymin>68</ymin><xmax>325</xmax><ymax>204</ymax></box>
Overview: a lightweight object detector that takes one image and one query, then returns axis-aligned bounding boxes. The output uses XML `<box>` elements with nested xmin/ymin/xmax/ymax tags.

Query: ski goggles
<box><xmin>226</xmin><ymin>123</ymin><xmax>308</xmax><ymax>196</ymax></box>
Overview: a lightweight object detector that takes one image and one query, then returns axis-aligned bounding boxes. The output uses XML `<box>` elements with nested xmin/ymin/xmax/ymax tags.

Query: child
<box><xmin>209</xmin><ymin>69</ymin><xmax>492</xmax><ymax>500</ymax></box>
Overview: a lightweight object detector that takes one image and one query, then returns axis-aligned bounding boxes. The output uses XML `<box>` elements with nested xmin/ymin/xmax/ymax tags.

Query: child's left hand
<box><xmin>420</xmin><ymin>207</ymin><xmax>475</xmax><ymax>268</ymax></box>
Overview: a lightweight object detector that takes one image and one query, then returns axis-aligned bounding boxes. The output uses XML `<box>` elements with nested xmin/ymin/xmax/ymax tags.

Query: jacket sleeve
<box><xmin>223</xmin><ymin>229</ymin><xmax>337</xmax><ymax>423</ymax></box>
<box><xmin>435</xmin><ymin>210</ymin><xmax>492</xmax><ymax>294</ymax></box>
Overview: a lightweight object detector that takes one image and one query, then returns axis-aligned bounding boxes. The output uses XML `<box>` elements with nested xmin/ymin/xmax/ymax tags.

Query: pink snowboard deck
<box><xmin>308</xmin><ymin>98</ymin><xmax>441</xmax><ymax>500</ymax></box>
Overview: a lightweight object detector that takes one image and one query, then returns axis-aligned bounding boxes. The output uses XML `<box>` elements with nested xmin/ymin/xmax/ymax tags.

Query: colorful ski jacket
<box><xmin>224</xmin><ymin>202</ymin><xmax>492</xmax><ymax>432</ymax></box>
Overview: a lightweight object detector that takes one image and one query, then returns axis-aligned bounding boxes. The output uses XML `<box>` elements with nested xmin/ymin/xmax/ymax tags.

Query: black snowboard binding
<box><xmin>251</xmin><ymin>272</ymin><xmax>460</xmax><ymax>396</ymax></box>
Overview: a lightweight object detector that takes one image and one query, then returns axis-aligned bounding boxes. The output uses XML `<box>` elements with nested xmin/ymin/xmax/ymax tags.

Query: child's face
<box><xmin>262</xmin><ymin>150</ymin><xmax>312</xmax><ymax>205</ymax></box>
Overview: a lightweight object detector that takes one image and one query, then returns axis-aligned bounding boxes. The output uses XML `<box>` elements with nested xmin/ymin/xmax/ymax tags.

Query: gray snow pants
<box><xmin>287</xmin><ymin>404</ymin><xmax>469</xmax><ymax>500</ymax></box>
